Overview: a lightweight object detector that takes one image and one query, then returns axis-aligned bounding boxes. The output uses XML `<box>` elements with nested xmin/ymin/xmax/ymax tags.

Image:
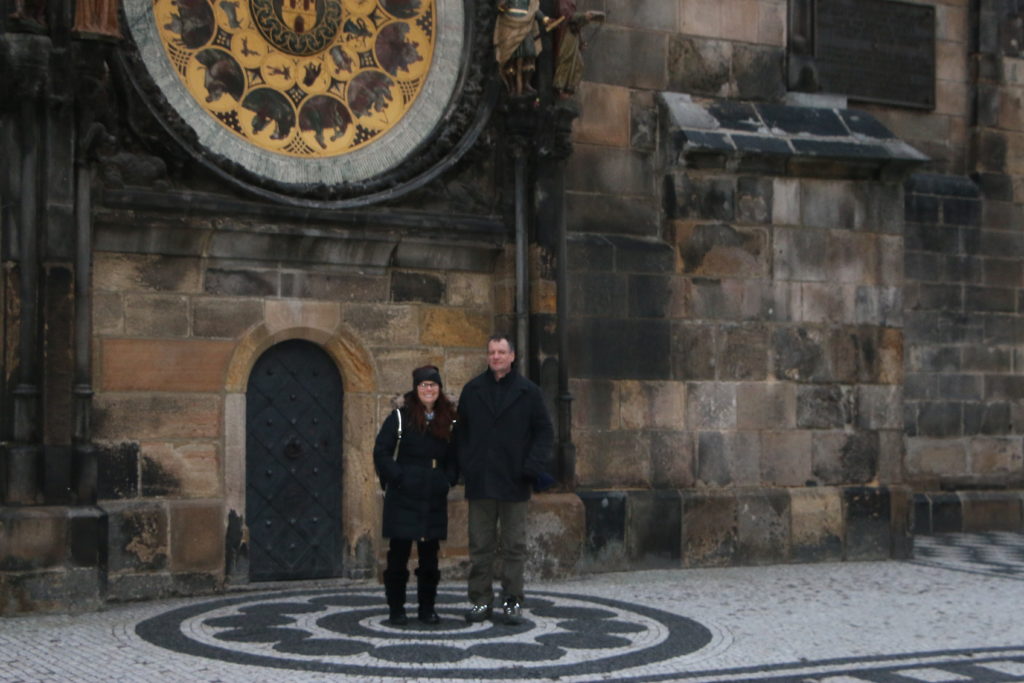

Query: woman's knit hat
<box><xmin>412</xmin><ymin>365</ymin><xmax>442</xmax><ymax>390</ymax></box>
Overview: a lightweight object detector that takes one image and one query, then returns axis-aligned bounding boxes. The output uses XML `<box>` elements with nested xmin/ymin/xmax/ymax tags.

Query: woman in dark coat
<box><xmin>373</xmin><ymin>365</ymin><xmax>457</xmax><ymax>625</ymax></box>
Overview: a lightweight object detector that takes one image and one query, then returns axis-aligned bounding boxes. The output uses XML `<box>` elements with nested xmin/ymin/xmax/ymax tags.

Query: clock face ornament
<box><xmin>123</xmin><ymin>0</ymin><xmax>476</xmax><ymax>201</ymax></box>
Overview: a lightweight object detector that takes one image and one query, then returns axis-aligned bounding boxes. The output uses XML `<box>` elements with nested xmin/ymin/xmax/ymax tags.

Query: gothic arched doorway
<box><xmin>245</xmin><ymin>339</ymin><xmax>343</xmax><ymax>581</ymax></box>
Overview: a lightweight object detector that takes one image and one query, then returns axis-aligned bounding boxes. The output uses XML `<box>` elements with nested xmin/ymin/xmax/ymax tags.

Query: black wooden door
<box><xmin>246</xmin><ymin>339</ymin><xmax>343</xmax><ymax>581</ymax></box>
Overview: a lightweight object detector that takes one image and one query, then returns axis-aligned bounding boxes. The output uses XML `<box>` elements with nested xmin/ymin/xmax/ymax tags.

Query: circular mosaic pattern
<box><xmin>136</xmin><ymin>588</ymin><xmax>715</xmax><ymax>678</ymax></box>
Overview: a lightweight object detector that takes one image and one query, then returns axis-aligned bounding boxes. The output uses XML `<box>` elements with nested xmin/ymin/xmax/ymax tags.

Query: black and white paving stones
<box><xmin>2</xmin><ymin>532</ymin><xmax>1023</xmax><ymax>682</ymax></box>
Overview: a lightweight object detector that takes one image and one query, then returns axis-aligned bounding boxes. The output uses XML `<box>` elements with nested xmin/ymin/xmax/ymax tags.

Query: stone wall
<box><xmin>88</xmin><ymin>205</ymin><xmax>506</xmax><ymax>597</ymax></box>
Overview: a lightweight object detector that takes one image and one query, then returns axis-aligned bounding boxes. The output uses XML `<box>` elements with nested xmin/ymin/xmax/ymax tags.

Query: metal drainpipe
<box><xmin>514</xmin><ymin>150</ymin><xmax>529</xmax><ymax>379</ymax></box>
<box><xmin>72</xmin><ymin>147</ymin><xmax>96</xmax><ymax>503</ymax></box>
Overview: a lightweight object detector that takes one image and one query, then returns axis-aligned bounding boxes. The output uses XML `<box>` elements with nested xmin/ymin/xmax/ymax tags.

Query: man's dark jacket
<box><xmin>456</xmin><ymin>368</ymin><xmax>554</xmax><ymax>502</ymax></box>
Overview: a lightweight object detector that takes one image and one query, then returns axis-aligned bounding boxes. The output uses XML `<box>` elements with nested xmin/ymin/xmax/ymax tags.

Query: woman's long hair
<box><xmin>403</xmin><ymin>388</ymin><xmax>456</xmax><ymax>441</ymax></box>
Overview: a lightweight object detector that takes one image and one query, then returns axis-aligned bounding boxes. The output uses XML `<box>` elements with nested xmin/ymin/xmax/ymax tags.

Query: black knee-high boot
<box><xmin>383</xmin><ymin>568</ymin><xmax>409</xmax><ymax>625</ymax></box>
<box><xmin>416</xmin><ymin>567</ymin><xmax>441</xmax><ymax>624</ymax></box>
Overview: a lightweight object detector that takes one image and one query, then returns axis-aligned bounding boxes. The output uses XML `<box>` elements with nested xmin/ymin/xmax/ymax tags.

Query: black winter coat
<box><xmin>373</xmin><ymin>408</ymin><xmax>456</xmax><ymax>540</ymax></box>
<box><xmin>456</xmin><ymin>369</ymin><xmax>553</xmax><ymax>502</ymax></box>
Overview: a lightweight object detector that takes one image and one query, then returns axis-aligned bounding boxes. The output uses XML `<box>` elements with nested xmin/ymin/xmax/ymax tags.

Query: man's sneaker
<box><xmin>501</xmin><ymin>596</ymin><xmax>522</xmax><ymax>625</ymax></box>
<box><xmin>464</xmin><ymin>603</ymin><xmax>492</xmax><ymax>623</ymax></box>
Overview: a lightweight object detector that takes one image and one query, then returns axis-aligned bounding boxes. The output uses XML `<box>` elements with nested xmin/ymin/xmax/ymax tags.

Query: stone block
<box><xmin>630</xmin><ymin>89</ymin><xmax>658</xmax><ymax>152</ymax></box>
<box><xmin>736</xmin><ymin>176</ymin><xmax>773</xmax><ymax>224</ymax></box>
<box><xmin>446</xmin><ymin>272</ymin><xmax>492</xmax><ymax>308</ymax></box>
<box><xmin>265</xmin><ymin>299</ymin><xmax>341</xmax><ymax>335</ymax></box>
<box><xmin>772</xmin><ymin>325</ymin><xmax>828</xmax><ymax>382</ymax></box>
<box><xmin>569</xmin><ymin>378</ymin><xmax>619</xmax><ymax>431</ymax></box>
<box><xmin>906</xmin><ymin>437</ymin><xmax>968</xmax><ymax>479</ymax></box>
<box><xmin>854</xmin><ymin>286</ymin><xmax>902</xmax><ymax>327</ymax></box>
<box><xmin>567</xmin><ymin>144</ymin><xmax>654</xmax><ymax>197</ymax></box>
<box><xmin>204</xmin><ymin>268</ymin><xmax>278</xmax><ymax>297</ymax></box>
<box><xmin>342</xmin><ymin>303</ymin><xmax>419</xmax><ymax>346</ymax></box>
<box><xmin>843</xmin><ymin>487</ymin><xmax>891</xmax><ymax>561</ymax></box>
<box><xmin>123</xmin><ymin>294</ymin><xmax>189</xmax><ymax>337</ymax></box>
<box><xmin>525</xmin><ymin>494</ymin><xmax>585</xmax><ymax>580</ymax></box>
<box><xmin>627</xmin><ymin>490</ymin><xmax>682</xmax><ymax>568</ymax></box>
<box><xmin>812</xmin><ymin>430</ymin><xmax>878</xmax><ymax>485</ymax></box>
<box><xmin>650</xmin><ymin>431</ymin><xmax>696</xmax><ymax>488</ymax></box>
<box><xmin>68</xmin><ymin>507</ymin><xmax>107</xmax><ymax>568</ymax></box>
<box><xmin>667</xmin><ymin>36</ymin><xmax>731</xmax><ymax>96</ymax></box>
<box><xmin>761</xmin><ymin>431</ymin><xmax>812</xmax><ymax>487</ymax></box>
<box><xmin>100</xmin><ymin>338</ymin><xmax>235</xmax><ymax>392</ymax></box>
<box><xmin>585</xmin><ymin>25</ymin><xmax>667</xmax><ymax>90</ymax></box>
<box><xmin>696</xmin><ymin>430</ymin><xmax>759</xmax><ymax>487</ymax></box>
<box><xmin>916</xmin><ymin>401</ymin><xmax>963</xmax><ymax>438</ymax></box>
<box><xmin>0</xmin><ymin>507</ymin><xmax>68</xmax><ymax>571</ymax></box>
<box><xmin>101</xmin><ymin>501</ymin><xmax>169</xmax><ymax>572</ymax></box>
<box><xmin>774</xmin><ymin>226</ymin><xmax>829</xmax><ymax>282</ymax></box>
<box><xmin>93</xmin><ymin>253</ymin><xmax>202</xmax><ymax>293</ymax></box>
<box><xmin>797</xmin><ymin>385</ymin><xmax>852</xmax><ymax>430</ymax></box>
<box><xmin>93</xmin><ymin>290</ymin><xmax>124</xmax><ymax>335</ymax></box>
<box><xmin>790</xmin><ymin>487</ymin><xmax>843</xmax><ymax>562</ymax></box>
<box><xmin>569</xmin><ymin>272</ymin><xmax>628</xmax><ymax>317</ymax></box>
<box><xmin>675</xmin><ymin>222</ymin><xmax>766</xmax><ymax>277</ymax></box>
<box><xmin>575</xmin><ymin>430</ymin><xmax>650</xmax><ymax>488</ymax></box>
<box><xmin>968</xmin><ymin>437</ymin><xmax>1024</xmax><ymax>477</ymax></box>
<box><xmin>877</xmin><ymin>430</ymin><xmax>905</xmax><ymax>485</ymax></box>
<box><xmin>718</xmin><ymin>324</ymin><xmax>768</xmax><ymax>380</ymax></box>
<box><xmin>373</xmin><ymin>348</ymin><xmax>445</xmax><ymax>396</ymax></box>
<box><xmin>912</xmin><ymin>492</ymin><xmax>932</xmax><ymax>534</ymax></box>
<box><xmin>799</xmin><ymin>282</ymin><xmax>854</xmax><ymax>323</ymax></box>
<box><xmin>687</xmin><ymin>382</ymin><xmax>736</xmax><ymax>430</ymax></box>
<box><xmin>96</xmin><ymin>441</ymin><xmax>140</xmax><ymax>500</ymax></box>
<box><xmin>578</xmin><ymin>490</ymin><xmax>627</xmax><ymax>572</ymax></box>
<box><xmin>566</xmin><ymin>192</ymin><xmax>660</xmax><ymax>237</ymax></box>
<box><xmin>279</xmin><ymin>270</ymin><xmax>387</xmax><ymax>303</ymax></box>
<box><xmin>628</xmin><ymin>274</ymin><xmax>672</xmax><ymax>318</ymax></box>
<box><xmin>192</xmin><ymin>298</ymin><xmax>262</xmax><ymax>338</ymax></box>
<box><xmin>679</xmin><ymin>0</ymin><xmax>720</xmax><ymax>37</ymax></box>
<box><xmin>619</xmin><ymin>380</ymin><xmax>686</xmax><ymax>430</ymax></box>
<box><xmin>720</xmin><ymin>0</ymin><xmax>759</xmax><ymax>42</ymax></box>
<box><xmin>671</xmin><ymin>322</ymin><xmax>716</xmax><ymax>381</ymax></box>
<box><xmin>569</xmin><ymin>318</ymin><xmax>671</xmax><ymax>380</ymax></box>
<box><xmin>855</xmin><ymin>385</ymin><xmax>903</xmax><ymax>430</ymax></box>
<box><xmin>681</xmin><ymin>490</ymin><xmax>737</xmax><ymax>567</ymax></box>
<box><xmin>609</xmin><ymin>235</ymin><xmax>676</xmax><ymax>273</ymax></box>
<box><xmin>169</xmin><ymin>500</ymin><xmax>224</xmax><ymax>573</ymax></box>
<box><xmin>667</xmin><ymin>175</ymin><xmax>735</xmax><ymax>221</ymax></box>
<box><xmin>733</xmin><ymin>44</ymin><xmax>785</xmax><ymax>101</ymax></box>
<box><xmin>961</xmin><ymin>491</ymin><xmax>1023</xmax><ymax>532</ymax></box>
<box><xmin>420</xmin><ymin>307</ymin><xmax>491</xmax><ymax>348</ymax></box>
<box><xmin>736</xmin><ymin>489</ymin><xmax>790</xmax><ymax>565</ymax></box>
<box><xmin>930</xmin><ymin>491</ymin><xmax>964</xmax><ymax>533</ymax></box>
<box><xmin>140</xmin><ymin>442</ymin><xmax>220</xmax><ymax>498</ymax></box>
<box><xmin>93</xmin><ymin>394</ymin><xmax>222</xmax><ymax>440</ymax></box>
<box><xmin>574</xmin><ymin>82</ymin><xmax>630</xmax><ymax>147</ymax></box>
<box><xmin>772</xmin><ymin>178</ymin><xmax>801</xmax><ymax>226</ymax></box>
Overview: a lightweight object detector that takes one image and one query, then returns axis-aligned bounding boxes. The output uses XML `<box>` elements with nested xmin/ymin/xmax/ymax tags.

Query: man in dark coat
<box><xmin>456</xmin><ymin>334</ymin><xmax>554</xmax><ymax>624</ymax></box>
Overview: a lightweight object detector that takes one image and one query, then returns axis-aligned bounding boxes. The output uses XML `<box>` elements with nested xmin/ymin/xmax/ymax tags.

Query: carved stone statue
<box><xmin>553</xmin><ymin>0</ymin><xmax>604</xmax><ymax>97</ymax></box>
<box><xmin>73</xmin><ymin>0</ymin><xmax>122</xmax><ymax>39</ymax></box>
<box><xmin>493</xmin><ymin>0</ymin><xmax>562</xmax><ymax>96</ymax></box>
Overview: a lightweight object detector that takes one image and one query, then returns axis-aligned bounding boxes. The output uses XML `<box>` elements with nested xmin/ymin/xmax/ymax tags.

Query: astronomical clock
<box><xmin>122</xmin><ymin>0</ymin><xmax>490</xmax><ymax>204</ymax></box>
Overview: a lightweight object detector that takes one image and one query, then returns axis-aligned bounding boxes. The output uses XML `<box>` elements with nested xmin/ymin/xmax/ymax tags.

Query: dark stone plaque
<box><xmin>789</xmin><ymin>0</ymin><xmax>936</xmax><ymax>110</ymax></box>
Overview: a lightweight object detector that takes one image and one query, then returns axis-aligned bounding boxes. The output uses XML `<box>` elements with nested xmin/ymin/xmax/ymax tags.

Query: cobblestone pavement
<box><xmin>2</xmin><ymin>532</ymin><xmax>1023</xmax><ymax>683</ymax></box>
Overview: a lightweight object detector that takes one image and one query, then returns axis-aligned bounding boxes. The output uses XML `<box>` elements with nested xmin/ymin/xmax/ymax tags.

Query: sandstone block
<box><xmin>736</xmin><ymin>489</ymin><xmax>790</xmax><ymax>564</ymax></box>
<box><xmin>525</xmin><ymin>494</ymin><xmax>585</xmax><ymax>580</ymax></box>
<box><xmin>877</xmin><ymin>430</ymin><xmax>906</xmax><ymax>485</ymax></box>
<box><xmin>101</xmin><ymin>338</ymin><xmax>235</xmax><ymax>392</ymax></box>
<box><xmin>280</xmin><ymin>270</ymin><xmax>388</xmax><ymax>302</ymax></box>
<box><xmin>800</xmin><ymin>282</ymin><xmax>854</xmax><ymax>323</ymax></box>
<box><xmin>169</xmin><ymin>500</ymin><xmax>224</xmax><ymax>573</ymax></box>
<box><xmin>193</xmin><ymin>298</ymin><xmax>262</xmax><ymax>338</ymax></box>
<box><xmin>718</xmin><ymin>324</ymin><xmax>768</xmax><ymax>380</ymax></box>
<box><xmin>93</xmin><ymin>394</ymin><xmax>222</xmax><ymax>440</ymax></box>
<box><xmin>697</xmin><ymin>430</ymin><xmax>760</xmax><ymax>486</ymax></box>
<box><xmin>94</xmin><ymin>253</ymin><xmax>201</xmax><ymax>293</ymax></box>
<box><xmin>668</xmin><ymin>36</ymin><xmax>731</xmax><ymax>96</ymax></box>
<box><xmin>578</xmin><ymin>490</ymin><xmax>627</xmax><ymax>572</ymax></box>
<box><xmin>968</xmin><ymin>436</ymin><xmax>1024</xmax><ymax>476</ymax></box>
<box><xmin>961</xmin><ymin>491</ymin><xmax>1023</xmax><ymax>532</ymax></box>
<box><xmin>93</xmin><ymin>290</ymin><xmax>124</xmax><ymax>335</ymax></box>
<box><xmin>737</xmin><ymin>381</ymin><xmax>796</xmax><ymax>430</ymax></box>
<box><xmin>681</xmin><ymin>490</ymin><xmax>737</xmax><ymax>567</ymax></box>
<box><xmin>650</xmin><ymin>431</ymin><xmax>696</xmax><ymax>488</ymax></box>
<box><xmin>761</xmin><ymin>430</ymin><xmax>812</xmax><ymax>486</ymax></box>
<box><xmin>420</xmin><ymin>307</ymin><xmax>491</xmax><ymax>348</ymax></box>
<box><xmin>687</xmin><ymin>382</ymin><xmax>736</xmax><ymax>429</ymax></box>
<box><xmin>801</xmin><ymin>180</ymin><xmax>857</xmax><ymax>230</ymax></box>
<box><xmin>266</xmin><ymin>299</ymin><xmax>341</xmax><ymax>335</ymax></box>
<box><xmin>586</xmin><ymin>25</ymin><xmax>667</xmax><ymax>91</ymax></box>
<box><xmin>720</xmin><ymin>0</ymin><xmax>759</xmax><ymax>42</ymax></box>
<box><xmin>675</xmin><ymin>223</ymin><xmax>767</xmax><ymax>277</ymax></box>
<box><xmin>772</xmin><ymin>178</ymin><xmax>801</xmax><ymax>226</ymax></box>
<box><xmin>141</xmin><ymin>442</ymin><xmax>220</xmax><ymax>498</ymax></box>
<box><xmin>446</xmin><ymin>272</ymin><xmax>492</xmax><ymax>308</ymax></box>
<box><xmin>670</xmin><ymin>322</ymin><xmax>715</xmax><ymax>381</ymax></box>
<box><xmin>574</xmin><ymin>82</ymin><xmax>630</xmax><ymax>148</ymax></box>
<box><xmin>797</xmin><ymin>385</ymin><xmax>852</xmax><ymax>429</ymax></box>
<box><xmin>619</xmin><ymin>380</ymin><xmax>686</xmax><ymax>430</ymax></box>
<box><xmin>575</xmin><ymin>430</ymin><xmax>650</xmax><ymax>488</ymax></box>
<box><xmin>342</xmin><ymin>304</ymin><xmax>419</xmax><ymax>346</ymax></box>
<box><xmin>101</xmin><ymin>501</ymin><xmax>169</xmax><ymax>572</ymax></box>
<box><xmin>442</xmin><ymin>350</ymin><xmax>487</xmax><ymax>396</ymax></box>
<box><xmin>567</xmin><ymin>144</ymin><xmax>654</xmax><ymax>197</ymax></box>
<box><xmin>679</xmin><ymin>0</ymin><xmax>719</xmax><ymax>37</ymax></box>
<box><xmin>627</xmin><ymin>490</ymin><xmax>682</xmax><ymax>569</ymax></box>
<box><xmin>856</xmin><ymin>385</ymin><xmax>903</xmax><ymax>430</ymax></box>
<box><xmin>811</xmin><ymin>430</ymin><xmax>878</xmax><ymax>485</ymax></box>
<box><xmin>373</xmin><ymin>349</ymin><xmax>445</xmax><ymax>396</ymax></box>
<box><xmin>774</xmin><ymin>226</ymin><xmax>829</xmax><ymax>282</ymax></box>
<box><xmin>905</xmin><ymin>437</ymin><xmax>968</xmax><ymax>477</ymax></box>
<box><xmin>789</xmin><ymin>487</ymin><xmax>843</xmax><ymax>562</ymax></box>
<box><xmin>570</xmin><ymin>378</ymin><xmax>620</xmax><ymax>431</ymax></box>
<box><xmin>0</xmin><ymin>507</ymin><xmax>67</xmax><ymax>571</ymax></box>
<box><xmin>123</xmin><ymin>294</ymin><xmax>189</xmax><ymax>337</ymax></box>
<box><xmin>392</xmin><ymin>271</ymin><xmax>445</xmax><ymax>304</ymax></box>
